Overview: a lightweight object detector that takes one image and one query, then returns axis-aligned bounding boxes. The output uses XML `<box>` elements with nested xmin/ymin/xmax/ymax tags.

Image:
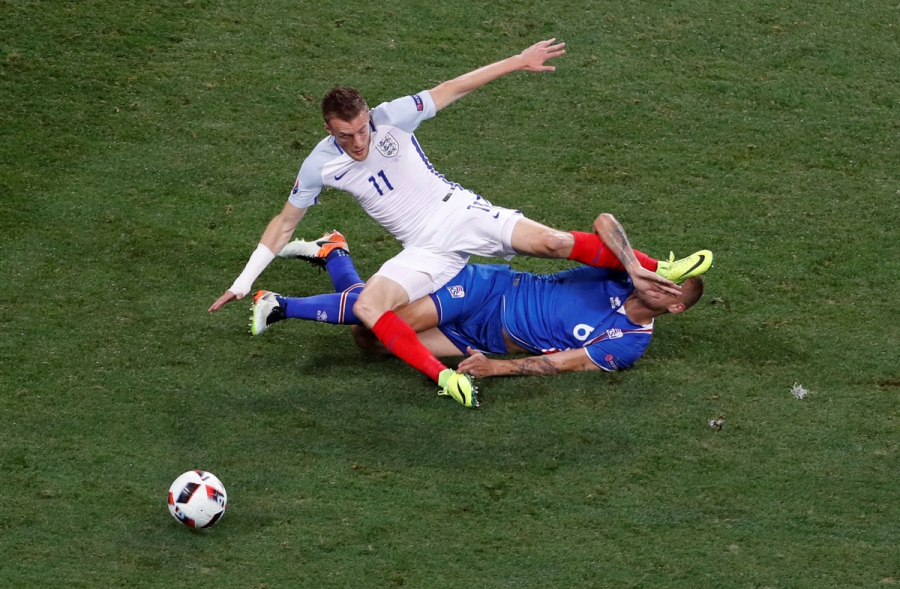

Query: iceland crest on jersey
<box><xmin>376</xmin><ymin>133</ymin><xmax>400</xmax><ymax>157</ymax></box>
<box><xmin>448</xmin><ymin>285</ymin><xmax>466</xmax><ymax>299</ymax></box>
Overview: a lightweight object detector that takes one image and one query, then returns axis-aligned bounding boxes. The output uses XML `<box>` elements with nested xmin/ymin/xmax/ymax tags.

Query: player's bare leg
<box><xmin>509</xmin><ymin>216</ymin><xmax>688</xmax><ymax>298</ymax></box>
<box><xmin>508</xmin><ymin>217</ymin><xmax>575</xmax><ymax>258</ymax></box>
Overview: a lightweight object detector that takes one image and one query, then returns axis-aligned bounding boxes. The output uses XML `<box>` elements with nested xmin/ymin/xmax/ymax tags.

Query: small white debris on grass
<box><xmin>790</xmin><ymin>382</ymin><xmax>809</xmax><ymax>400</ymax></box>
<box><xmin>708</xmin><ymin>415</ymin><xmax>725</xmax><ymax>430</ymax></box>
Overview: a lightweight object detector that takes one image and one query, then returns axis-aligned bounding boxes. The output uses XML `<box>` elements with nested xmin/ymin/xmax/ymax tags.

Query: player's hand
<box><xmin>629</xmin><ymin>267</ymin><xmax>681</xmax><ymax>299</ymax></box>
<box><xmin>457</xmin><ymin>347</ymin><xmax>496</xmax><ymax>378</ymax></box>
<box><xmin>518</xmin><ymin>38</ymin><xmax>566</xmax><ymax>72</ymax></box>
<box><xmin>208</xmin><ymin>290</ymin><xmax>243</xmax><ymax>313</ymax></box>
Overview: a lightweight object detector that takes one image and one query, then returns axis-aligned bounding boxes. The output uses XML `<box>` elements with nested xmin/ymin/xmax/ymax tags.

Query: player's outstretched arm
<box><xmin>208</xmin><ymin>203</ymin><xmax>307</xmax><ymax>313</ymax></box>
<box><xmin>458</xmin><ymin>347</ymin><xmax>599</xmax><ymax>377</ymax></box>
<box><xmin>592</xmin><ymin>213</ymin><xmax>681</xmax><ymax>299</ymax></box>
<box><xmin>428</xmin><ymin>39</ymin><xmax>566</xmax><ymax>111</ymax></box>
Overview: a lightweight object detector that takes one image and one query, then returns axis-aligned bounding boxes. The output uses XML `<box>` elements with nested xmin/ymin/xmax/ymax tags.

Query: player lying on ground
<box><xmin>210</xmin><ymin>39</ymin><xmax>709</xmax><ymax>406</ymax></box>
<box><xmin>250</xmin><ymin>214</ymin><xmax>710</xmax><ymax>404</ymax></box>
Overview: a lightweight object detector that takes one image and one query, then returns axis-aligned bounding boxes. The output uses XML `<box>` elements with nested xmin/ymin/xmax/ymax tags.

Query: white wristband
<box><xmin>229</xmin><ymin>243</ymin><xmax>276</xmax><ymax>297</ymax></box>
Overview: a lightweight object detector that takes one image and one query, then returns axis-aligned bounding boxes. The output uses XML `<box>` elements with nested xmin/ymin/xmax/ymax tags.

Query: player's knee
<box><xmin>537</xmin><ymin>229</ymin><xmax>573</xmax><ymax>258</ymax></box>
<box><xmin>593</xmin><ymin>213</ymin><xmax>617</xmax><ymax>234</ymax></box>
<box><xmin>352</xmin><ymin>297</ymin><xmax>384</xmax><ymax>327</ymax></box>
<box><xmin>597</xmin><ymin>212</ymin><xmax>616</xmax><ymax>226</ymax></box>
<box><xmin>351</xmin><ymin>298</ymin><xmax>373</xmax><ymax>324</ymax></box>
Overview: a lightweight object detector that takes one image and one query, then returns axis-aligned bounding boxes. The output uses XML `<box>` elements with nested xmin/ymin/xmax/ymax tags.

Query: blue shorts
<box><xmin>428</xmin><ymin>264</ymin><xmax>515</xmax><ymax>355</ymax></box>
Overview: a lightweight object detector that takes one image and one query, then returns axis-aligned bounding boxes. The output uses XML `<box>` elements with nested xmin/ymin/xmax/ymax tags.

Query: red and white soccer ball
<box><xmin>167</xmin><ymin>470</ymin><xmax>227</xmax><ymax>529</ymax></box>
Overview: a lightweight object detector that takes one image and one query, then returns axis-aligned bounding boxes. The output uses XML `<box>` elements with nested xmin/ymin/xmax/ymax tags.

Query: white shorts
<box><xmin>374</xmin><ymin>191</ymin><xmax>523</xmax><ymax>302</ymax></box>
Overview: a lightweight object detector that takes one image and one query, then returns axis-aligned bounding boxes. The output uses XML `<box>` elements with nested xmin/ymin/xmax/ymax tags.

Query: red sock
<box><xmin>372</xmin><ymin>311</ymin><xmax>446</xmax><ymax>383</ymax></box>
<box><xmin>568</xmin><ymin>231</ymin><xmax>658</xmax><ymax>272</ymax></box>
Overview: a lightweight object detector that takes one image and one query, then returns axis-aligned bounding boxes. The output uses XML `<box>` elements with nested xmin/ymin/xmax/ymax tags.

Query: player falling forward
<box><xmin>209</xmin><ymin>39</ymin><xmax>708</xmax><ymax>406</ymax></box>
<box><xmin>251</xmin><ymin>214</ymin><xmax>711</xmax><ymax>406</ymax></box>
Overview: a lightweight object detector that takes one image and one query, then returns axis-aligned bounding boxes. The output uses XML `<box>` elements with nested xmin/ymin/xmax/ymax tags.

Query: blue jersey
<box><xmin>430</xmin><ymin>265</ymin><xmax>654</xmax><ymax>371</ymax></box>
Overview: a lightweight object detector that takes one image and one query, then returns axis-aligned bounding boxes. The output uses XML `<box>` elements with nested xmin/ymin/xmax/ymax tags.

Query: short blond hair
<box><xmin>681</xmin><ymin>276</ymin><xmax>704</xmax><ymax>310</ymax></box>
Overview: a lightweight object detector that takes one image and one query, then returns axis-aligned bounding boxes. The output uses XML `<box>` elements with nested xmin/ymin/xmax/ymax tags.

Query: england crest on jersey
<box><xmin>376</xmin><ymin>133</ymin><xmax>399</xmax><ymax>157</ymax></box>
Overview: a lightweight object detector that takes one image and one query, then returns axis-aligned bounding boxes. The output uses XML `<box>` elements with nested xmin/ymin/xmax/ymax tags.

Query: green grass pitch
<box><xmin>2</xmin><ymin>0</ymin><xmax>898</xmax><ymax>587</ymax></box>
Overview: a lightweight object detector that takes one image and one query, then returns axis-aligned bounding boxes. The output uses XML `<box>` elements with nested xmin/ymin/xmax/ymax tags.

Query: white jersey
<box><xmin>289</xmin><ymin>91</ymin><xmax>467</xmax><ymax>247</ymax></box>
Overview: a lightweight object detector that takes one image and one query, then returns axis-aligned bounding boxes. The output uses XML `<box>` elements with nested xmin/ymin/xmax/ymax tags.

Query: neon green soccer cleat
<box><xmin>656</xmin><ymin>250</ymin><xmax>713</xmax><ymax>284</ymax></box>
<box><xmin>437</xmin><ymin>369</ymin><xmax>479</xmax><ymax>408</ymax></box>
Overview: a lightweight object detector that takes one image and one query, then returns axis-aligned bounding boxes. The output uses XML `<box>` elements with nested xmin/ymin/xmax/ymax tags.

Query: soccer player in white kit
<box><xmin>209</xmin><ymin>39</ymin><xmax>709</xmax><ymax>407</ymax></box>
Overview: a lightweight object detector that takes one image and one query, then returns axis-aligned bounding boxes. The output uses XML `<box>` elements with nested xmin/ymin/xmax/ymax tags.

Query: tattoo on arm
<box><xmin>510</xmin><ymin>356</ymin><xmax>562</xmax><ymax>375</ymax></box>
<box><xmin>608</xmin><ymin>223</ymin><xmax>638</xmax><ymax>267</ymax></box>
<box><xmin>502</xmin><ymin>349</ymin><xmax>598</xmax><ymax>376</ymax></box>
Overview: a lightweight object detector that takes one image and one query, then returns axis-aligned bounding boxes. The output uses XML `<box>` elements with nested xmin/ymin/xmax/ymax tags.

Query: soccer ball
<box><xmin>167</xmin><ymin>470</ymin><xmax>227</xmax><ymax>528</ymax></box>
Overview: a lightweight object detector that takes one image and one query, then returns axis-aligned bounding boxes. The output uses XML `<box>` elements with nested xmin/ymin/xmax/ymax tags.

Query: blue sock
<box><xmin>324</xmin><ymin>249</ymin><xmax>364</xmax><ymax>293</ymax></box>
<box><xmin>281</xmin><ymin>291</ymin><xmax>361</xmax><ymax>325</ymax></box>
<box><xmin>278</xmin><ymin>249</ymin><xmax>364</xmax><ymax>325</ymax></box>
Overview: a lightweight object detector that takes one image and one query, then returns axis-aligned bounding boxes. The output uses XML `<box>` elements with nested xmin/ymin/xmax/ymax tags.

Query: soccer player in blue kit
<box><xmin>250</xmin><ymin>214</ymin><xmax>708</xmax><ymax>398</ymax></box>
<box><xmin>210</xmin><ymin>39</ymin><xmax>711</xmax><ymax>407</ymax></box>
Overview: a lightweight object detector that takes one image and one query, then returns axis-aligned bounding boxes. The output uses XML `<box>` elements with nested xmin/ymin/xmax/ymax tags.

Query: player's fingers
<box><xmin>654</xmin><ymin>275</ymin><xmax>681</xmax><ymax>294</ymax></box>
<box><xmin>532</xmin><ymin>39</ymin><xmax>561</xmax><ymax>54</ymax></box>
<box><xmin>647</xmin><ymin>271</ymin><xmax>676</xmax><ymax>285</ymax></box>
<box><xmin>646</xmin><ymin>272</ymin><xmax>679</xmax><ymax>290</ymax></box>
<box><xmin>208</xmin><ymin>291</ymin><xmax>239</xmax><ymax>312</ymax></box>
<box><xmin>652</xmin><ymin>276</ymin><xmax>682</xmax><ymax>296</ymax></box>
<box><xmin>659</xmin><ymin>285</ymin><xmax>682</xmax><ymax>297</ymax></box>
<box><xmin>466</xmin><ymin>346</ymin><xmax>478</xmax><ymax>356</ymax></box>
<box><xmin>638</xmin><ymin>286</ymin><xmax>662</xmax><ymax>300</ymax></box>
